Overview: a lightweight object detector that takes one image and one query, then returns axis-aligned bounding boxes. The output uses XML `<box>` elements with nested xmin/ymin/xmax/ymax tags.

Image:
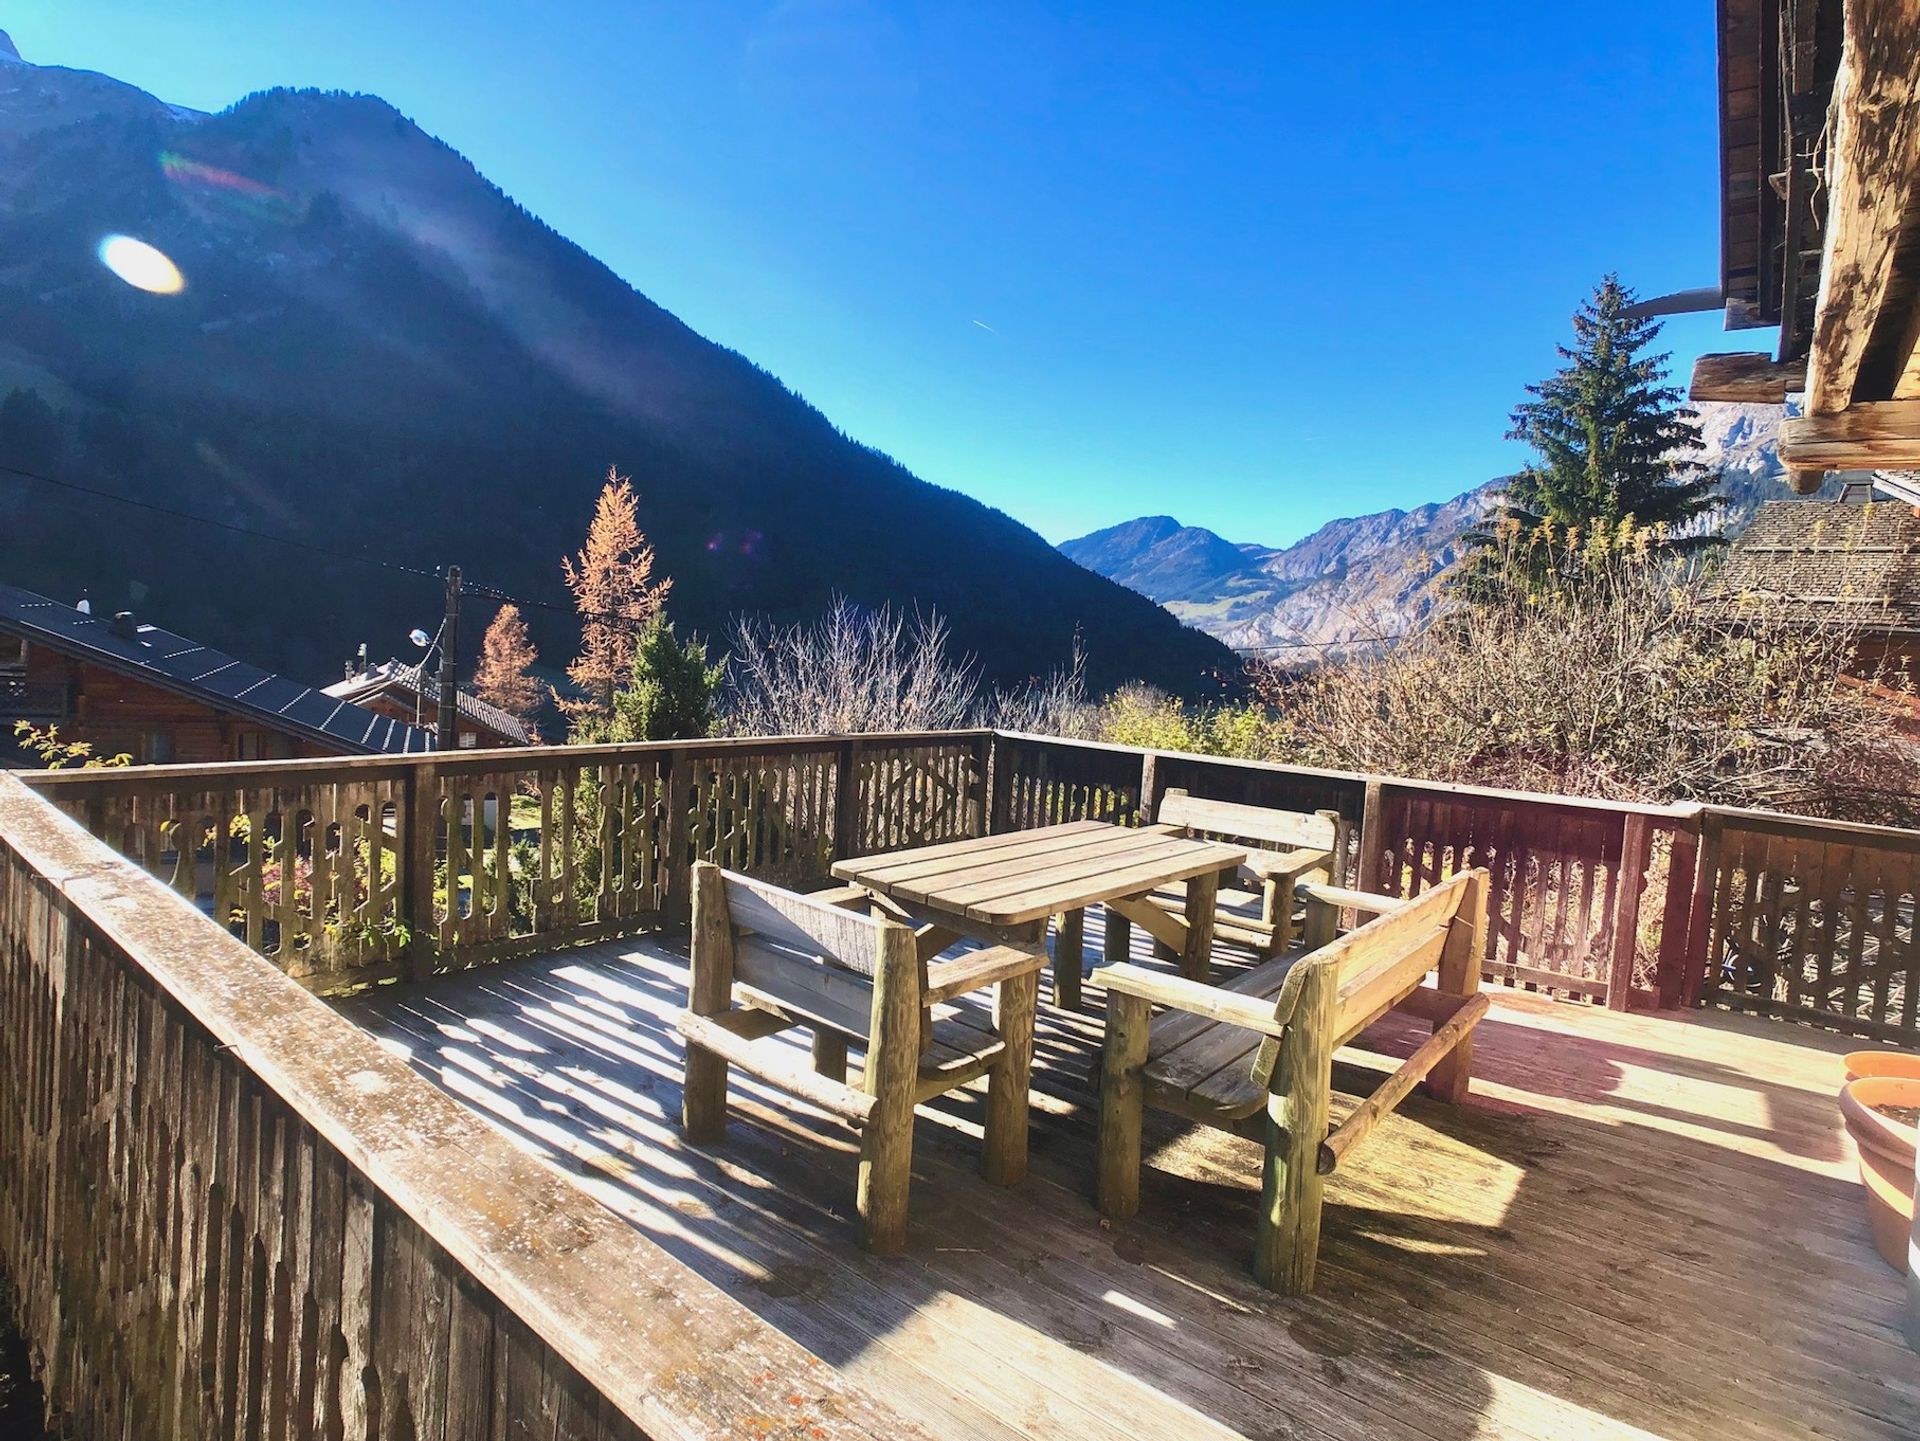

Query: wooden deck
<box><xmin>347</xmin><ymin>916</ymin><xmax>1920</xmax><ymax>1441</ymax></box>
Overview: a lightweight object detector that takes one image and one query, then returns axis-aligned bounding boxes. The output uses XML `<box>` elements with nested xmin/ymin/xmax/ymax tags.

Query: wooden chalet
<box><xmin>0</xmin><ymin>581</ymin><xmax>431</xmax><ymax>764</ymax></box>
<box><xmin>1721</xmin><ymin>497</ymin><xmax>1920</xmax><ymax>701</ymax></box>
<box><xmin>323</xmin><ymin>656</ymin><xmax>532</xmax><ymax>749</ymax></box>
<box><xmin>1694</xmin><ymin>0</ymin><xmax>1920</xmax><ymax>492</ymax></box>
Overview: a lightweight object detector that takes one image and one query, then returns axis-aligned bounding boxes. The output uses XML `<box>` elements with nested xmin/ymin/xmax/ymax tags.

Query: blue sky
<box><xmin>10</xmin><ymin>2</ymin><xmax>1754</xmax><ymax>547</ymax></box>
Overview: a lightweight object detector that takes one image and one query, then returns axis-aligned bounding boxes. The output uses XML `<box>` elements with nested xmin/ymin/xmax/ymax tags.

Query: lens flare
<box><xmin>97</xmin><ymin>234</ymin><xmax>185</xmax><ymax>294</ymax></box>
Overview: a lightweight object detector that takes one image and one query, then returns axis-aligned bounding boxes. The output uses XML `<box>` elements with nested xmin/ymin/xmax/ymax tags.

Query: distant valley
<box><xmin>0</xmin><ymin>34</ymin><xmax>1232</xmax><ymax>696</ymax></box>
<box><xmin>1061</xmin><ymin>401</ymin><xmax>1805</xmax><ymax>657</ymax></box>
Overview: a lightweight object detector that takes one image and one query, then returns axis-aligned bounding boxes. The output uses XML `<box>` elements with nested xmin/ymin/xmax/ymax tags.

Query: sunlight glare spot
<box><xmin>1101</xmin><ymin>1289</ymin><xmax>1175</xmax><ymax>1328</ymax></box>
<box><xmin>97</xmin><ymin>234</ymin><xmax>185</xmax><ymax>294</ymax></box>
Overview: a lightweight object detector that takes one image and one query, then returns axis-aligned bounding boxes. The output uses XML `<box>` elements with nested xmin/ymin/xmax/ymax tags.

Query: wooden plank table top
<box><xmin>831</xmin><ymin>821</ymin><xmax>1246</xmax><ymax>928</ymax></box>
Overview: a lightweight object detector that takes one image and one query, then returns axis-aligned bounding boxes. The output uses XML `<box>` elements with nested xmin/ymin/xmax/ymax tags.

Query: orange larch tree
<box><xmin>472</xmin><ymin>602</ymin><xmax>543</xmax><ymax>733</ymax></box>
<box><xmin>560</xmin><ymin>467</ymin><xmax>671</xmax><ymax>716</ymax></box>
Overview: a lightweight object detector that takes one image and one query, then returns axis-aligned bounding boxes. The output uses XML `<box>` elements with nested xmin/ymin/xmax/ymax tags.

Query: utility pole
<box><xmin>437</xmin><ymin>565</ymin><xmax>461</xmax><ymax>751</ymax></box>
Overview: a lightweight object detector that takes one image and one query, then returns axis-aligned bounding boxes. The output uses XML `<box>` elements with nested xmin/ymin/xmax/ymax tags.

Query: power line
<box><xmin>0</xmin><ymin>459</ymin><xmax>442</xmax><ymax>581</ymax></box>
<box><xmin>0</xmin><ymin>457</ymin><xmax>657</xmax><ymax>632</ymax></box>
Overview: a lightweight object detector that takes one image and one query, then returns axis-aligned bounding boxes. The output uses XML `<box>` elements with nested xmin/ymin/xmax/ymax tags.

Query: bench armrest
<box><xmin>1242</xmin><ymin>847</ymin><xmax>1333</xmax><ymax>881</ymax></box>
<box><xmin>1294</xmin><ymin>881</ymin><xmax>1400</xmax><ymax>914</ymax></box>
<box><xmin>1088</xmin><ymin>963</ymin><xmax>1289</xmax><ymax>1038</ymax></box>
<box><xmin>924</xmin><ymin>944</ymin><xmax>1046</xmax><ymax>1004</ymax></box>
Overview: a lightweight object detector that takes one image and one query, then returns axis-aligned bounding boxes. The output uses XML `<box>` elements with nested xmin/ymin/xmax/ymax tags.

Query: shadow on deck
<box><xmin>346</xmin><ymin>915</ymin><xmax>1919</xmax><ymax>1441</ymax></box>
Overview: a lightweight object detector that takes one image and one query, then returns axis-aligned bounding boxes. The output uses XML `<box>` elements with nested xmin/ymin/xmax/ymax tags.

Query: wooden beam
<box><xmin>1779</xmin><ymin>397</ymin><xmax>1920</xmax><ymax>470</ymax></box>
<box><xmin>1893</xmin><ymin>295</ymin><xmax>1920</xmax><ymax>399</ymax></box>
<box><xmin>1804</xmin><ymin>0</ymin><xmax>1920</xmax><ymax>414</ymax></box>
<box><xmin>1688</xmin><ymin>352</ymin><xmax>1807</xmax><ymax>403</ymax></box>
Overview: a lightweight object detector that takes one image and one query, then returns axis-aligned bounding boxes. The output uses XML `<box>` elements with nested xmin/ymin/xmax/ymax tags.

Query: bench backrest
<box><xmin>692</xmin><ymin>862</ymin><xmax>919</xmax><ymax>1042</ymax></box>
<box><xmin>1157</xmin><ymin>789</ymin><xmax>1345</xmax><ymax>861</ymax></box>
<box><xmin>1252</xmin><ymin>868</ymin><xmax>1486</xmax><ymax>1087</ymax></box>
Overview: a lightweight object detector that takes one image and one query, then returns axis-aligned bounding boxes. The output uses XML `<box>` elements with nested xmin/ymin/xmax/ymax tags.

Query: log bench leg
<box><xmin>1254</xmin><ymin>961</ymin><xmax>1334</xmax><ymax>1295</ymax></box>
<box><xmin>811</xmin><ymin>1029</ymin><xmax>849</xmax><ymax>1084</ymax></box>
<box><xmin>1424</xmin><ymin>872</ymin><xmax>1487</xmax><ymax>1104</ymax></box>
<box><xmin>1181</xmin><ymin>869</ymin><xmax>1219</xmax><ymax>982</ymax></box>
<box><xmin>983</xmin><ymin>967</ymin><xmax>1038</xmax><ymax>1185</ymax></box>
<box><xmin>1053</xmin><ymin>907</ymin><xmax>1085</xmax><ymax>1011</ymax></box>
<box><xmin>1097</xmin><ymin>991</ymin><xmax>1151</xmax><ymax>1220</ymax></box>
<box><xmin>682</xmin><ymin>1042</ymin><xmax>729</xmax><ymax>1144</ymax></box>
<box><xmin>859</xmin><ymin>928</ymin><xmax>921</xmax><ymax>1254</ymax></box>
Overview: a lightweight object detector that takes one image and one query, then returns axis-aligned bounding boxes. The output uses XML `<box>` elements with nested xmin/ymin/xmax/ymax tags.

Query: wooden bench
<box><xmin>1092</xmin><ymin>868</ymin><xmax>1489</xmax><ymax>1294</ymax></box>
<box><xmin>1113</xmin><ymin>789</ymin><xmax>1352</xmax><ymax>968</ymax></box>
<box><xmin>679</xmin><ymin>861</ymin><xmax>1047</xmax><ymax>1253</ymax></box>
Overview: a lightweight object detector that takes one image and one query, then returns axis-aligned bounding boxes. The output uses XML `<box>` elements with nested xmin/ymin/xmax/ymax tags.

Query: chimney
<box><xmin>109</xmin><ymin>611</ymin><xmax>137</xmax><ymax>640</ymax></box>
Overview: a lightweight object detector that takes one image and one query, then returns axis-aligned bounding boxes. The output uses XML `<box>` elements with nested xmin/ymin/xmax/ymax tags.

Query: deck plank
<box><xmin>347</xmin><ymin>913</ymin><xmax>1920</xmax><ymax>1441</ymax></box>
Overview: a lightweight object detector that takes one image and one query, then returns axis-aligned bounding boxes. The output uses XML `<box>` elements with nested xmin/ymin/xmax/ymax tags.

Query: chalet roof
<box><xmin>1717</xmin><ymin>500</ymin><xmax>1920</xmax><ymax>633</ymax></box>
<box><xmin>322</xmin><ymin>659</ymin><xmax>532</xmax><ymax>745</ymax></box>
<box><xmin>0</xmin><ymin>583</ymin><xmax>433</xmax><ymax>755</ymax></box>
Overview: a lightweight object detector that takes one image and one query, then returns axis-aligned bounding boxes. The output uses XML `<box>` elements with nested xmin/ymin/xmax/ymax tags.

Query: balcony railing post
<box><xmin>987</xmin><ymin>732</ymin><xmax>1015</xmax><ymax>834</ymax></box>
<box><xmin>1603</xmin><ymin>811</ymin><xmax>1652</xmax><ymax>1011</ymax></box>
<box><xmin>1680</xmin><ymin>809</ymin><xmax>1723</xmax><ymax>1010</ymax></box>
<box><xmin>402</xmin><ymin>759</ymin><xmax>439</xmax><ymax>981</ymax></box>
<box><xmin>1654</xmin><ymin>805</ymin><xmax>1705</xmax><ymax>1009</ymax></box>
<box><xmin>969</xmin><ymin>731</ymin><xmax>992</xmax><ymax>837</ymax></box>
<box><xmin>663</xmin><ymin>745</ymin><xmax>693</xmax><ymax>925</ymax></box>
<box><xmin>1355</xmin><ymin>779</ymin><xmax>1386</xmax><ymax>894</ymax></box>
<box><xmin>1139</xmin><ymin>750</ymin><xmax>1164</xmax><ymax>825</ymax></box>
<box><xmin>833</xmin><ymin>737</ymin><xmax>863</xmax><ymax>860</ymax></box>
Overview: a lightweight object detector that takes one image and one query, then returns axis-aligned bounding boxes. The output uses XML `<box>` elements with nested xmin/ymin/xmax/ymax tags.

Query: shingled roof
<box><xmin>0</xmin><ymin>582</ymin><xmax>434</xmax><ymax>754</ymax></box>
<box><xmin>322</xmin><ymin>659</ymin><xmax>531</xmax><ymax>746</ymax></box>
<box><xmin>1717</xmin><ymin>501</ymin><xmax>1920</xmax><ymax>634</ymax></box>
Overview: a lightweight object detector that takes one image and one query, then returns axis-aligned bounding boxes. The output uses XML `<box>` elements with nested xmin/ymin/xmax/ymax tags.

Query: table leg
<box><xmin>1053</xmin><ymin>908</ymin><xmax>1085</xmax><ymax>1010</ymax></box>
<box><xmin>1182</xmin><ymin>869</ymin><xmax>1219</xmax><ymax>982</ymax></box>
<box><xmin>1103</xmin><ymin>903</ymin><xmax>1132</xmax><ymax>968</ymax></box>
<box><xmin>983</xmin><ymin>966</ymin><xmax>1038</xmax><ymax>1185</ymax></box>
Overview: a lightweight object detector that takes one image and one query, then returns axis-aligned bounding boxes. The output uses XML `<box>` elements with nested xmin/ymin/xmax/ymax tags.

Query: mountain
<box><xmin>0</xmin><ymin>38</ymin><xmax>1233</xmax><ymax>697</ymax></box>
<box><xmin>1061</xmin><ymin>401</ymin><xmax>1816</xmax><ymax>658</ymax></box>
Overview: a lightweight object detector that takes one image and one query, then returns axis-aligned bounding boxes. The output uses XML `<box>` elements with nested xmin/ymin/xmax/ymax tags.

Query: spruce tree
<box><xmin>1465</xmin><ymin>275</ymin><xmax>1721</xmax><ymax>596</ymax></box>
<box><xmin>605</xmin><ymin>615</ymin><xmax>723</xmax><ymax>742</ymax></box>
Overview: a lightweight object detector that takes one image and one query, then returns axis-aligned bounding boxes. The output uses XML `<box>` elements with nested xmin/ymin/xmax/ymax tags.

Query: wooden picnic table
<box><xmin>832</xmin><ymin>820</ymin><xmax>1248</xmax><ymax>1009</ymax></box>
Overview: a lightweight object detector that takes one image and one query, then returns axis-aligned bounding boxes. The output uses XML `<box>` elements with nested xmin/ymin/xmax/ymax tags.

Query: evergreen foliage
<box><xmin>1463</xmin><ymin>276</ymin><xmax>1721</xmax><ymax>596</ymax></box>
<box><xmin>602</xmin><ymin>615</ymin><xmax>722</xmax><ymax>742</ymax></box>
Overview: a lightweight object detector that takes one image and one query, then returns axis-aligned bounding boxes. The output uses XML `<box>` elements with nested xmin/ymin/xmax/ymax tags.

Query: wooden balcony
<box><xmin>3</xmin><ymin>732</ymin><xmax>1917</xmax><ymax>1440</ymax></box>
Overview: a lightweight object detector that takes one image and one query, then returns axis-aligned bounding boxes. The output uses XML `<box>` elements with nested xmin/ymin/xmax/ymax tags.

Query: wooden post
<box><xmin>1053</xmin><ymin>907</ymin><xmax>1085</xmax><ymax>1010</ymax></box>
<box><xmin>683</xmin><ymin>862</ymin><xmax>736</xmax><ymax>1143</ymax></box>
<box><xmin>1254</xmin><ymin>960</ymin><xmax>1335</xmax><ymax>1295</ymax></box>
<box><xmin>810</xmin><ymin>1030</ymin><xmax>849</xmax><ymax>1084</ymax></box>
<box><xmin>857</xmin><ymin>924</ymin><xmax>921</xmax><ymax>1254</ymax></box>
<box><xmin>662</xmin><ymin>746</ymin><xmax>693</xmax><ymax>926</ymax></box>
<box><xmin>1355</xmin><ymin>779</ymin><xmax>1386</xmax><ymax>895</ymax></box>
<box><xmin>402</xmin><ymin>760</ymin><xmax>439</xmax><ymax>980</ymax></box>
<box><xmin>1301</xmin><ymin>892</ymin><xmax>1338</xmax><ymax>952</ymax></box>
<box><xmin>981</xmin><ymin>966</ymin><xmax>1037</xmax><ymax>1185</ymax></box>
<box><xmin>1656</xmin><ymin>809</ymin><xmax>1704</xmax><ymax>1009</ymax></box>
<box><xmin>833</xmin><ymin>737</ymin><xmax>862</xmax><ymax>861</ymax></box>
<box><xmin>436</xmin><ymin>565</ymin><xmax>461</xmax><ymax>752</ymax></box>
<box><xmin>1682</xmin><ymin>810</ymin><xmax>1723</xmax><ymax>1009</ymax></box>
<box><xmin>1103</xmin><ymin>905</ymin><xmax>1132</xmax><ymax>968</ymax></box>
<box><xmin>968</xmin><ymin>731</ymin><xmax>992</xmax><ymax>838</ymax></box>
<box><xmin>1425</xmin><ymin>870</ymin><xmax>1487</xmax><ymax>1103</ymax></box>
<box><xmin>1603</xmin><ymin>813</ymin><xmax>1653</xmax><ymax>1011</ymax></box>
<box><xmin>1096</xmin><ymin>991</ymin><xmax>1151</xmax><ymax>1220</ymax></box>
<box><xmin>1139</xmin><ymin>750</ymin><xmax>1165</xmax><ymax>825</ymax></box>
<box><xmin>987</xmin><ymin>733</ymin><xmax>1014</xmax><ymax>834</ymax></box>
<box><xmin>1180</xmin><ymin>869</ymin><xmax>1218</xmax><ymax>982</ymax></box>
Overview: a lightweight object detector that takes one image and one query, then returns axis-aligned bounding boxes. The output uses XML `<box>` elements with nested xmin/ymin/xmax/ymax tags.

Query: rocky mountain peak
<box><xmin>0</xmin><ymin>30</ymin><xmax>22</xmax><ymax>63</ymax></box>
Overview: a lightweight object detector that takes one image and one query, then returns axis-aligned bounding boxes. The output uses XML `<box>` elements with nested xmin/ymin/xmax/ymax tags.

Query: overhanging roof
<box><xmin>0</xmin><ymin>582</ymin><xmax>432</xmax><ymax>755</ymax></box>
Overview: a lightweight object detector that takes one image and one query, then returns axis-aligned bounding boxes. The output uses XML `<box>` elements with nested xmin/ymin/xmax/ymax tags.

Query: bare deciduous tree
<box><xmin>726</xmin><ymin>599</ymin><xmax>979</xmax><ymax>736</ymax></box>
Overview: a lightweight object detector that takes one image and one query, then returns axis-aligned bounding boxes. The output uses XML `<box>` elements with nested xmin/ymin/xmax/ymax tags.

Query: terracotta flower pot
<box><xmin>1838</xmin><ymin>1076</ymin><xmax>1920</xmax><ymax>1272</ymax></box>
<box><xmin>1845</xmin><ymin>1050</ymin><xmax>1920</xmax><ymax>1084</ymax></box>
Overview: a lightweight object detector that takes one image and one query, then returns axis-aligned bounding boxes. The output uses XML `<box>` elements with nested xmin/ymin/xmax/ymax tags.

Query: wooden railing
<box><xmin>990</xmin><ymin>733</ymin><xmax>1702</xmax><ymax>1012</ymax></box>
<box><xmin>25</xmin><ymin>732</ymin><xmax>991</xmax><ymax>993</ymax></box>
<box><xmin>1697</xmin><ymin>807</ymin><xmax>1918</xmax><ymax>1041</ymax></box>
<box><xmin>24</xmin><ymin>729</ymin><xmax>1919</xmax><ymax>1041</ymax></box>
<box><xmin>0</xmin><ymin>771</ymin><xmax>921</xmax><ymax>1441</ymax></box>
